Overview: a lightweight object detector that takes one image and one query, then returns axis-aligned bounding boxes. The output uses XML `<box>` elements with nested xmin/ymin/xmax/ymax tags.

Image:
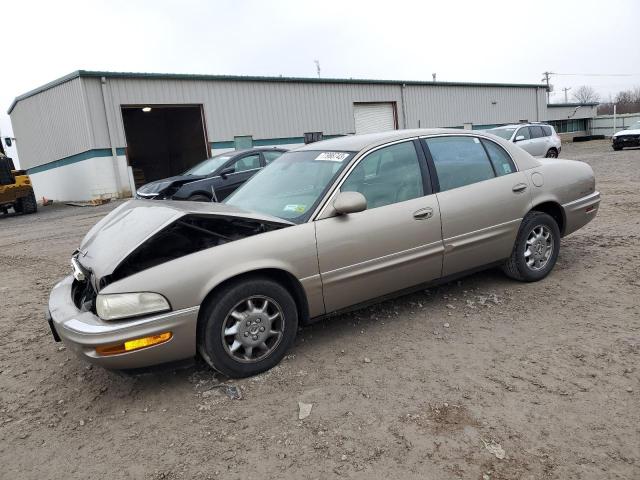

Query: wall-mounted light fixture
<box><xmin>142</xmin><ymin>107</ymin><xmax>152</xmax><ymax>113</ymax></box>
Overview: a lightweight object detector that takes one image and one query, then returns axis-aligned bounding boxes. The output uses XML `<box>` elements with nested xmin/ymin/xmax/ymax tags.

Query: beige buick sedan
<box><xmin>48</xmin><ymin>129</ymin><xmax>600</xmax><ymax>377</ymax></box>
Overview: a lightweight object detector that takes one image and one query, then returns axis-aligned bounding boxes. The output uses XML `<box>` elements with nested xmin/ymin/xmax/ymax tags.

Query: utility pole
<box><xmin>562</xmin><ymin>87</ymin><xmax>571</xmax><ymax>103</ymax></box>
<box><xmin>314</xmin><ymin>60</ymin><xmax>321</xmax><ymax>78</ymax></box>
<box><xmin>541</xmin><ymin>71</ymin><xmax>553</xmax><ymax>103</ymax></box>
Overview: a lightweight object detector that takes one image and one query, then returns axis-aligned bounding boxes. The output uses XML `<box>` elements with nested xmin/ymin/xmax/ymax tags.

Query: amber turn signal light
<box><xmin>95</xmin><ymin>332</ymin><xmax>172</xmax><ymax>356</ymax></box>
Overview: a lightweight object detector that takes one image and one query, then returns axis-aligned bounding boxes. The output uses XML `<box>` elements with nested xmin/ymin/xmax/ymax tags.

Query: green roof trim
<box><xmin>26</xmin><ymin>148</ymin><xmax>126</xmax><ymax>175</ymax></box>
<box><xmin>8</xmin><ymin>69</ymin><xmax>548</xmax><ymax>114</ymax></box>
<box><xmin>547</xmin><ymin>102</ymin><xmax>599</xmax><ymax>107</ymax></box>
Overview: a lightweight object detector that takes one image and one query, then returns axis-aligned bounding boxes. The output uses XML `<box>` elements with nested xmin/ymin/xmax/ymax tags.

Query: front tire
<box><xmin>502</xmin><ymin>212</ymin><xmax>560</xmax><ymax>282</ymax></box>
<box><xmin>545</xmin><ymin>148</ymin><xmax>558</xmax><ymax>158</ymax></box>
<box><xmin>613</xmin><ymin>146</ymin><xmax>622</xmax><ymax>151</ymax></box>
<box><xmin>197</xmin><ymin>277</ymin><xmax>298</xmax><ymax>378</ymax></box>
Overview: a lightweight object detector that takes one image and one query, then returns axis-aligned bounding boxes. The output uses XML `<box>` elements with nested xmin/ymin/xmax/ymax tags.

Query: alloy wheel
<box><xmin>221</xmin><ymin>296</ymin><xmax>284</xmax><ymax>363</ymax></box>
<box><xmin>524</xmin><ymin>225</ymin><xmax>554</xmax><ymax>270</ymax></box>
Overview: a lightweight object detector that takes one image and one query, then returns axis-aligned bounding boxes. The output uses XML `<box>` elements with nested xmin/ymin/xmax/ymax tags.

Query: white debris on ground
<box><xmin>482</xmin><ymin>439</ymin><xmax>505</xmax><ymax>459</ymax></box>
<box><xmin>298</xmin><ymin>401</ymin><xmax>313</xmax><ymax>420</ymax></box>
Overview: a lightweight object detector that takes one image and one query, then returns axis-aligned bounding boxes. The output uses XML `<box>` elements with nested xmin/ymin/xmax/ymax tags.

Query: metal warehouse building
<box><xmin>8</xmin><ymin>70</ymin><xmax>596</xmax><ymax>201</ymax></box>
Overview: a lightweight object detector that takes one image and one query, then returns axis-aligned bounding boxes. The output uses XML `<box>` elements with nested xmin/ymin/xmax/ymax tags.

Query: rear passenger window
<box><xmin>424</xmin><ymin>136</ymin><xmax>495</xmax><ymax>192</ymax></box>
<box><xmin>530</xmin><ymin>126</ymin><xmax>544</xmax><ymax>138</ymax></box>
<box><xmin>542</xmin><ymin>125</ymin><xmax>552</xmax><ymax>136</ymax></box>
<box><xmin>481</xmin><ymin>140</ymin><xmax>516</xmax><ymax>176</ymax></box>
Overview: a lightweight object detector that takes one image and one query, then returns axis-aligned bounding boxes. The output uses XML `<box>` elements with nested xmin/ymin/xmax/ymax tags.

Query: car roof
<box><xmin>227</xmin><ymin>147</ymin><xmax>287</xmax><ymax>156</ymax></box>
<box><xmin>489</xmin><ymin>123</ymin><xmax>551</xmax><ymax>129</ymax></box>
<box><xmin>293</xmin><ymin>128</ymin><xmax>476</xmax><ymax>152</ymax></box>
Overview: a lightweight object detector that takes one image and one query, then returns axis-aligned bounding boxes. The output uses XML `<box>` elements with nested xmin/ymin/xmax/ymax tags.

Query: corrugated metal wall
<box><xmin>88</xmin><ymin>77</ymin><xmax>406</xmax><ymax>147</ymax></box>
<box><xmin>10</xmin><ymin>77</ymin><xmax>94</xmax><ymax>169</ymax></box>
<box><xmin>11</xmin><ymin>74</ymin><xmax>551</xmax><ymax>170</ymax></box>
<box><xmin>404</xmin><ymin>85</ymin><xmax>545</xmax><ymax>128</ymax></box>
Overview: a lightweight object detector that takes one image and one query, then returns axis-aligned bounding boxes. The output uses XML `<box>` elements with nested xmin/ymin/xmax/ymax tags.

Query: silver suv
<box><xmin>487</xmin><ymin>124</ymin><xmax>561</xmax><ymax>158</ymax></box>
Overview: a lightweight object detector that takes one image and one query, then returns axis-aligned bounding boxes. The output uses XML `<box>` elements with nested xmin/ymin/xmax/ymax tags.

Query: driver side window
<box><xmin>516</xmin><ymin>127</ymin><xmax>531</xmax><ymax>140</ymax></box>
<box><xmin>341</xmin><ymin>141</ymin><xmax>424</xmax><ymax>209</ymax></box>
<box><xmin>231</xmin><ymin>154</ymin><xmax>261</xmax><ymax>173</ymax></box>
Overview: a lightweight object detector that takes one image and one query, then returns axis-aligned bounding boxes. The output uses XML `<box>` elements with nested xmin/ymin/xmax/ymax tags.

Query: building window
<box><xmin>234</xmin><ymin>135</ymin><xmax>253</xmax><ymax>150</ymax></box>
<box><xmin>546</xmin><ymin>119</ymin><xmax>587</xmax><ymax>133</ymax></box>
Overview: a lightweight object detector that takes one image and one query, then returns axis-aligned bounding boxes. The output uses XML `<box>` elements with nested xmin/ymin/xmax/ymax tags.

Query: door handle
<box><xmin>413</xmin><ymin>207</ymin><xmax>433</xmax><ymax>220</ymax></box>
<box><xmin>512</xmin><ymin>183</ymin><xmax>528</xmax><ymax>193</ymax></box>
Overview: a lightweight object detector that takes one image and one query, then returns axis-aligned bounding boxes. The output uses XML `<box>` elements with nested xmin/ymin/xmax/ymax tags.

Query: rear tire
<box><xmin>197</xmin><ymin>277</ymin><xmax>298</xmax><ymax>378</ymax></box>
<box><xmin>187</xmin><ymin>194</ymin><xmax>211</xmax><ymax>202</ymax></box>
<box><xmin>21</xmin><ymin>191</ymin><xmax>37</xmax><ymax>214</ymax></box>
<box><xmin>545</xmin><ymin>148</ymin><xmax>558</xmax><ymax>158</ymax></box>
<box><xmin>502</xmin><ymin>211</ymin><xmax>560</xmax><ymax>282</ymax></box>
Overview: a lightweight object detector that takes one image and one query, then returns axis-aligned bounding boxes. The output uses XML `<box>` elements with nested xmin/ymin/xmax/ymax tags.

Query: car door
<box><xmin>513</xmin><ymin>126</ymin><xmax>536</xmax><ymax>156</ymax></box>
<box><xmin>314</xmin><ymin>140</ymin><xmax>444</xmax><ymax>313</ymax></box>
<box><xmin>422</xmin><ymin>135</ymin><xmax>532</xmax><ymax>276</ymax></box>
<box><xmin>215</xmin><ymin>153</ymin><xmax>262</xmax><ymax>200</ymax></box>
<box><xmin>528</xmin><ymin>126</ymin><xmax>547</xmax><ymax>157</ymax></box>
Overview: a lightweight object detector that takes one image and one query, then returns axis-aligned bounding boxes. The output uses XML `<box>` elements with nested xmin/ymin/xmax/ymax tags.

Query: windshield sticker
<box><xmin>284</xmin><ymin>204</ymin><xmax>306</xmax><ymax>213</ymax></box>
<box><xmin>315</xmin><ymin>152</ymin><xmax>349</xmax><ymax>162</ymax></box>
<box><xmin>473</xmin><ymin>137</ymin><xmax>480</xmax><ymax>143</ymax></box>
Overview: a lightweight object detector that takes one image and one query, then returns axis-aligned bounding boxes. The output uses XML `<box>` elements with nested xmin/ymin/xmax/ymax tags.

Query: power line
<box><xmin>552</xmin><ymin>72</ymin><xmax>634</xmax><ymax>77</ymax></box>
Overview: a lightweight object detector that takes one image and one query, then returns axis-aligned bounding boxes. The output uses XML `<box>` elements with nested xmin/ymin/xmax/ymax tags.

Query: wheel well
<box><xmin>188</xmin><ymin>191</ymin><xmax>212</xmax><ymax>200</ymax></box>
<box><xmin>198</xmin><ymin>268</ymin><xmax>310</xmax><ymax>325</ymax></box>
<box><xmin>531</xmin><ymin>201</ymin><xmax>565</xmax><ymax>235</ymax></box>
<box><xmin>547</xmin><ymin>147</ymin><xmax>558</xmax><ymax>152</ymax></box>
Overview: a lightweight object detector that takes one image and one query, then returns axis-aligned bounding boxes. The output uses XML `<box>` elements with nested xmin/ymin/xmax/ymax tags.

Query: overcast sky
<box><xmin>1</xmin><ymin>0</ymin><xmax>639</xmax><ymax>160</ymax></box>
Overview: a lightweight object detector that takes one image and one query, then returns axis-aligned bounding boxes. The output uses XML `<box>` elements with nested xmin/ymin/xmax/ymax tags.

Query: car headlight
<box><xmin>96</xmin><ymin>292</ymin><xmax>170</xmax><ymax>321</ymax></box>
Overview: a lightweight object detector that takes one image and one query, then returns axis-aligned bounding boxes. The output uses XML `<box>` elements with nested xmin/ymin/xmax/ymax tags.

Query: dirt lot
<box><xmin>0</xmin><ymin>140</ymin><xmax>638</xmax><ymax>479</ymax></box>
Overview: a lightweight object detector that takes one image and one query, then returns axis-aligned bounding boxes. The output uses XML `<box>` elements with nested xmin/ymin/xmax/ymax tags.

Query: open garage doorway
<box><xmin>121</xmin><ymin>105</ymin><xmax>210</xmax><ymax>188</ymax></box>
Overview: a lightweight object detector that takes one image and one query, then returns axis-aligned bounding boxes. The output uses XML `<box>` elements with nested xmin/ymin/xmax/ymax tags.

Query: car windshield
<box><xmin>184</xmin><ymin>153</ymin><xmax>233</xmax><ymax>176</ymax></box>
<box><xmin>488</xmin><ymin>127</ymin><xmax>517</xmax><ymax>140</ymax></box>
<box><xmin>224</xmin><ymin>150</ymin><xmax>354</xmax><ymax>223</ymax></box>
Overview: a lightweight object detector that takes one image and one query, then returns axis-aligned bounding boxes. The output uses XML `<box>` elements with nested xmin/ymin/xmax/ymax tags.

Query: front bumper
<box><xmin>47</xmin><ymin>276</ymin><xmax>199</xmax><ymax>369</ymax></box>
<box><xmin>562</xmin><ymin>191</ymin><xmax>600</xmax><ymax>236</ymax></box>
<box><xmin>612</xmin><ymin>136</ymin><xmax>640</xmax><ymax>148</ymax></box>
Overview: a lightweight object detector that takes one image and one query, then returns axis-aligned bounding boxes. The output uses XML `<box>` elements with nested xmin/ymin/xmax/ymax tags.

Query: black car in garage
<box><xmin>136</xmin><ymin>148</ymin><xmax>286</xmax><ymax>201</ymax></box>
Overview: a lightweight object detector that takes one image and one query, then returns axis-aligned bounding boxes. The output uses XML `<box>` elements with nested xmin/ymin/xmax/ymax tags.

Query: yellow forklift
<box><xmin>0</xmin><ymin>148</ymin><xmax>37</xmax><ymax>215</ymax></box>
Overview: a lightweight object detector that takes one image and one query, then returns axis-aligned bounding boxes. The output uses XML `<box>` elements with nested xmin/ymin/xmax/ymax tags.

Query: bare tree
<box><xmin>572</xmin><ymin>85</ymin><xmax>600</xmax><ymax>104</ymax></box>
<box><xmin>597</xmin><ymin>85</ymin><xmax>640</xmax><ymax>114</ymax></box>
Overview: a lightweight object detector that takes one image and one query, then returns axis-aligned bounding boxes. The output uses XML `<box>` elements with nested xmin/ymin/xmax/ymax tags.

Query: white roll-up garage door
<box><xmin>353</xmin><ymin>103</ymin><xmax>396</xmax><ymax>134</ymax></box>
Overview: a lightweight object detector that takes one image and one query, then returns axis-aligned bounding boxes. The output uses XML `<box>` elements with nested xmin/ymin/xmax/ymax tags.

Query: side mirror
<box><xmin>514</xmin><ymin>135</ymin><xmax>525</xmax><ymax>142</ymax></box>
<box><xmin>219</xmin><ymin>167</ymin><xmax>234</xmax><ymax>179</ymax></box>
<box><xmin>333</xmin><ymin>191</ymin><xmax>367</xmax><ymax>215</ymax></box>
<box><xmin>4</xmin><ymin>138</ymin><xmax>12</xmax><ymax>147</ymax></box>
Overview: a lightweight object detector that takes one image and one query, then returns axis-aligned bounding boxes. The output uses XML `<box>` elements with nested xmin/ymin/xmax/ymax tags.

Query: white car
<box><xmin>487</xmin><ymin>124</ymin><xmax>562</xmax><ymax>158</ymax></box>
<box><xmin>612</xmin><ymin>120</ymin><xmax>640</xmax><ymax>151</ymax></box>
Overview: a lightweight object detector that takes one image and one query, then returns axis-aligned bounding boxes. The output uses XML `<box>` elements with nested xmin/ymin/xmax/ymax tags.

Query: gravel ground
<box><xmin>1</xmin><ymin>140</ymin><xmax>638</xmax><ymax>480</ymax></box>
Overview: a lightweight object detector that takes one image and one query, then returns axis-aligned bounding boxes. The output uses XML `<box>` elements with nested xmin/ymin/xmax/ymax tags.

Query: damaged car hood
<box><xmin>136</xmin><ymin>174</ymin><xmax>206</xmax><ymax>196</ymax></box>
<box><xmin>77</xmin><ymin>200</ymin><xmax>293</xmax><ymax>282</ymax></box>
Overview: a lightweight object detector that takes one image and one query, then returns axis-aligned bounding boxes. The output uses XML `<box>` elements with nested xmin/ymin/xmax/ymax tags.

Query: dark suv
<box><xmin>136</xmin><ymin>148</ymin><xmax>286</xmax><ymax>201</ymax></box>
